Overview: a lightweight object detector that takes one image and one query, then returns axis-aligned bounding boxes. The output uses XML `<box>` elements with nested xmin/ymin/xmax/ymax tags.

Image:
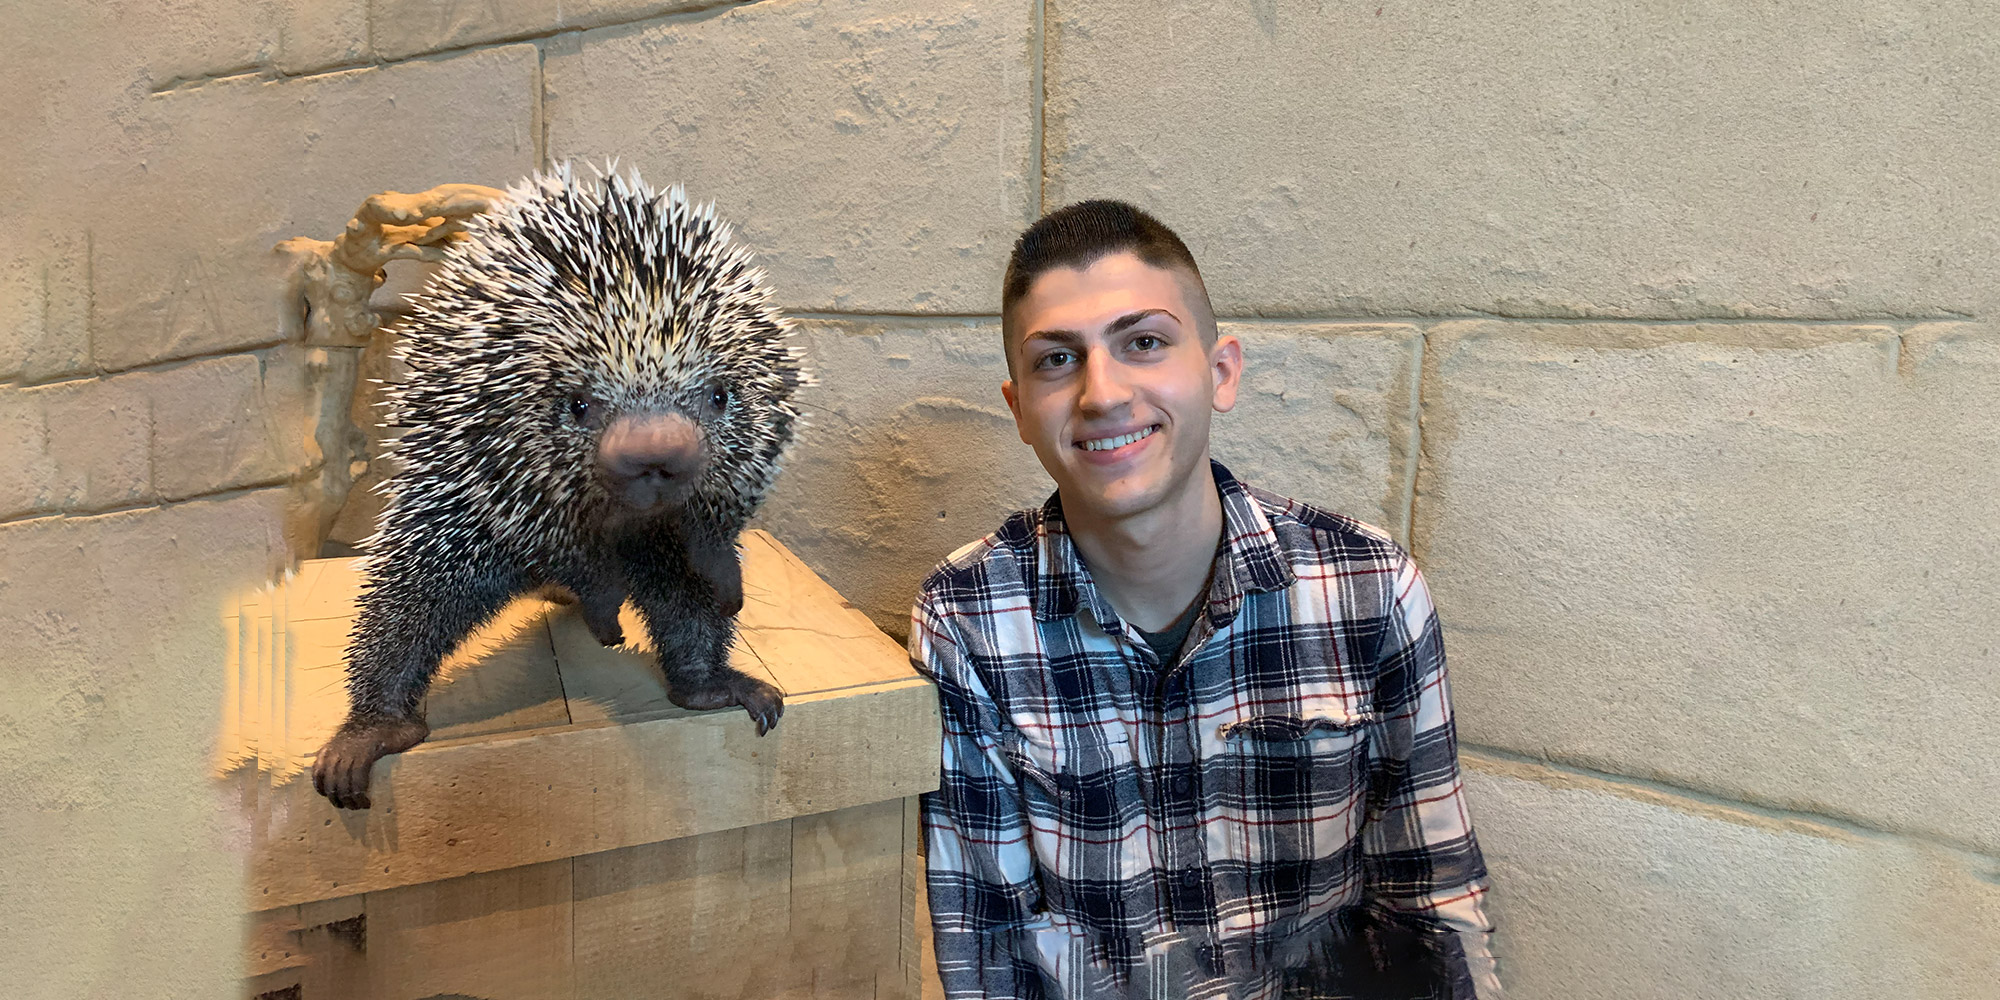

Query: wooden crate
<box><xmin>232</xmin><ymin>531</ymin><xmax>939</xmax><ymax>1000</ymax></box>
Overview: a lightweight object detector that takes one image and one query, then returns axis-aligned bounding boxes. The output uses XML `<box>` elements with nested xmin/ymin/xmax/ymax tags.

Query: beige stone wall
<box><xmin>3</xmin><ymin>2</ymin><xmax>1995</xmax><ymax>998</ymax></box>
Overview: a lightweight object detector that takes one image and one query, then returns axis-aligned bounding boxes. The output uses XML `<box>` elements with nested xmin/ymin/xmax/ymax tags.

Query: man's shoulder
<box><xmin>914</xmin><ymin>505</ymin><xmax>1047</xmax><ymax>615</ymax></box>
<box><xmin>1239</xmin><ymin>479</ymin><xmax>1412</xmax><ymax>570</ymax></box>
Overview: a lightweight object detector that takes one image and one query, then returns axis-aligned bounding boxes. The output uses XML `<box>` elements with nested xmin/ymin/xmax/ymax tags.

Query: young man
<box><xmin>910</xmin><ymin>201</ymin><xmax>1502</xmax><ymax>999</ymax></box>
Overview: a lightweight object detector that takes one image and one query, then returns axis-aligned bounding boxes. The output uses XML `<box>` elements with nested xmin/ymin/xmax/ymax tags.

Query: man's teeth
<box><xmin>1081</xmin><ymin>426</ymin><xmax>1156</xmax><ymax>452</ymax></box>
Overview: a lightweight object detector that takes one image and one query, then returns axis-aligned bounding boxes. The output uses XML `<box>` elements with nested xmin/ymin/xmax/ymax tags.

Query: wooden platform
<box><xmin>228</xmin><ymin>530</ymin><xmax>941</xmax><ymax>999</ymax></box>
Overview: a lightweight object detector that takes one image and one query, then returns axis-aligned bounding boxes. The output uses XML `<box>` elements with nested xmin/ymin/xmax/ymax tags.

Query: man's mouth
<box><xmin>1077</xmin><ymin>425</ymin><xmax>1159</xmax><ymax>452</ymax></box>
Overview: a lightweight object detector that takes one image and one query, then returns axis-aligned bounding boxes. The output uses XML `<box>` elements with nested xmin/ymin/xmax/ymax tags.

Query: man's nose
<box><xmin>1076</xmin><ymin>347</ymin><xmax>1135</xmax><ymax>414</ymax></box>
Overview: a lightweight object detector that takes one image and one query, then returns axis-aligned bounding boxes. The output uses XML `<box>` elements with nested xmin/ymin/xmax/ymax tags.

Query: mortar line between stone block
<box><xmin>144</xmin><ymin>355</ymin><xmax>158</xmax><ymax>505</ymax></box>
<box><xmin>1210</xmin><ymin>312</ymin><xmax>1977</xmax><ymax>328</ymax></box>
<box><xmin>533</xmin><ymin>41</ymin><xmax>550</xmax><ymax>172</ymax></box>
<box><xmin>1033</xmin><ymin>0</ymin><xmax>1047</xmax><ymax>218</ymax></box>
<box><xmin>784</xmin><ymin>312</ymin><xmax>1003</xmax><ymax>325</ymax></box>
<box><xmin>83</xmin><ymin>229</ymin><xmax>97</xmax><ymax>373</ymax></box>
<box><xmin>1462</xmin><ymin>743</ymin><xmax>2000</xmax><ymax>863</ymax></box>
<box><xmin>39</xmin><ymin>250</ymin><xmax>54</xmax><ymax>376</ymax></box>
<box><xmin>148</xmin><ymin>0</ymin><xmax>765</xmax><ymax>94</ymax></box>
<box><xmin>0</xmin><ymin>477</ymin><xmax>299</xmax><ymax>529</ymax></box>
<box><xmin>4</xmin><ymin>338</ymin><xmax>296</xmax><ymax>391</ymax></box>
<box><xmin>1396</xmin><ymin>330</ymin><xmax>1424</xmax><ymax>552</ymax></box>
<box><xmin>1475</xmin><ymin>311</ymin><xmax>1975</xmax><ymax>325</ymax></box>
<box><xmin>775</xmin><ymin>310</ymin><xmax>1979</xmax><ymax>329</ymax></box>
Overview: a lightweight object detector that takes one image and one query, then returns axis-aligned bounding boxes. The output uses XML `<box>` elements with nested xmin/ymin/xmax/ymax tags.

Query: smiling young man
<box><xmin>909</xmin><ymin>201</ymin><xmax>1502</xmax><ymax>999</ymax></box>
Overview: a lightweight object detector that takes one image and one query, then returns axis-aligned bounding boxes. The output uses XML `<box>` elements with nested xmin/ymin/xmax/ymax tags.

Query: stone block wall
<box><xmin>3</xmin><ymin>2</ymin><xmax>1995</xmax><ymax>997</ymax></box>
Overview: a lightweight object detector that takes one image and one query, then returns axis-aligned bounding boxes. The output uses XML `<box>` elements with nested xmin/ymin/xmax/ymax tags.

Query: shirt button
<box><xmin>1169</xmin><ymin>774</ymin><xmax>1193</xmax><ymax>798</ymax></box>
<box><xmin>1180</xmin><ymin>867</ymin><xmax>1203</xmax><ymax>887</ymax></box>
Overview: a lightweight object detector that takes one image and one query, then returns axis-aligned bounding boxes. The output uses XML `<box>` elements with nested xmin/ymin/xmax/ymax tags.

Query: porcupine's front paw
<box><xmin>685</xmin><ymin>544</ymin><xmax>744</xmax><ymax>619</ymax></box>
<box><xmin>312</xmin><ymin>714</ymin><xmax>430</xmax><ymax>810</ymax></box>
<box><xmin>666</xmin><ymin>667</ymin><xmax>785</xmax><ymax>735</ymax></box>
<box><xmin>579</xmin><ymin>599</ymin><xmax>626</xmax><ymax>647</ymax></box>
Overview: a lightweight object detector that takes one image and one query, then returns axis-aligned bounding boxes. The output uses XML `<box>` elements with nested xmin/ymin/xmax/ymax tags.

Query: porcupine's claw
<box><xmin>667</xmin><ymin>668</ymin><xmax>785</xmax><ymax>736</ymax></box>
<box><xmin>734</xmin><ymin>673</ymin><xmax>785</xmax><ymax>735</ymax></box>
<box><xmin>312</xmin><ymin>714</ymin><xmax>429</xmax><ymax>810</ymax></box>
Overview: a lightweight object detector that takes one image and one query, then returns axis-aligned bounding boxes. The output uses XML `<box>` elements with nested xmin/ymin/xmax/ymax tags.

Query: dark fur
<box><xmin>313</xmin><ymin>166</ymin><xmax>804</xmax><ymax>809</ymax></box>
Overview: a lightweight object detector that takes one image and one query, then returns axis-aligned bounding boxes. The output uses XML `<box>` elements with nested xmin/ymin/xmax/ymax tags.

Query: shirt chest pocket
<box><xmin>1003</xmin><ymin>725</ymin><xmax>1143</xmax><ymax>837</ymax></box>
<box><xmin>1218</xmin><ymin>705</ymin><xmax>1376</xmax><ymax>837</ymax></box>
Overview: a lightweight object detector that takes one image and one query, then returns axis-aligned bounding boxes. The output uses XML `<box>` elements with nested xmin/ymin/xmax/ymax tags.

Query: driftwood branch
<box><xmin>276</xmin><ymin>183</ymin><xmax>507</xmax><ymax>347</ymax></box>
<box><xmin>272</xmin><ymin>184</ymin><xmax>508</xmax><ymax>552</ymax></box>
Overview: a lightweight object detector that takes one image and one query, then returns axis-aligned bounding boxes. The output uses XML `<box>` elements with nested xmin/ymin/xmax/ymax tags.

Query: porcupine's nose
<box><xmin>597</xmin><ymin>413</ymin><xmax>704</xmax><ymax>507</ymax></box>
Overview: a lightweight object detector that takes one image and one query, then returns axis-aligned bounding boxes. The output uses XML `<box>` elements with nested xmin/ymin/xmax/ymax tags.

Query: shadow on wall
<box><xmin>755</xmin><ymin>321</ymin><xmax>1052</xmax><ymax>641</ymax></box>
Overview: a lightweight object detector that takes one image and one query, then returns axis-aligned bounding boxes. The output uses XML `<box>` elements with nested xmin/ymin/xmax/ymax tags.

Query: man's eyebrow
<box><xmin>1024</xmin><ymin>309</ymin><xmax>1182</xmax><ymax>345</ymax></box>
<box><xmin>1021</xmin><ymin>327</ymin><xmax>1084</xmax><ymax>347</ymax></box>
<box><xmin>1105</xmin><ymin>308</ymin><xmax>1180</xmax><ymax>335</ymax></box>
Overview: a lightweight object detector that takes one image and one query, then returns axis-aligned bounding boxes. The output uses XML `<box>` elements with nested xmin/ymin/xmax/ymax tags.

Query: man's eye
<box><xmin>1036</xmin><ymin>350</ymin><xmax>1075</xmax><ymax>370</ymax></box>
<box><xmin>1131</xmin><ymin>334</ymin><xmax>1163</xmax><ymax>352</ymax></box>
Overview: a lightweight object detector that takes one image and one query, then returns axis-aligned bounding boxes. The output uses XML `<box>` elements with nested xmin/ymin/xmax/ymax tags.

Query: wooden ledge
<box><xmin>228</xmin><ymin>531</ymin><xmax>941</xmax><ymax>911</ymax></box>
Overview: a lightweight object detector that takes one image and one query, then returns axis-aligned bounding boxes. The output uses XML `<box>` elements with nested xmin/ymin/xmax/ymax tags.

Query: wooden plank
<box><xmin>737</xmin><ymin>531</ymin><xmax>886</xmax><ymax>641</ymax></box>
<box><xmin>270</xmin><ymin>577</ymin><xmax>292</xmax><ymax>781</ymax></box>
<box><xmin>572</xmin><ymin>818</ymin><xmax>795</xmax><ymax>1000</ymax></box>
<box><xmin>885</xmin><ymin>795</ymin><xmax>924</xmax><ymax>1000</ymax></box>
<box><xmin>249</xmin><ymin>595</ymin><xmax>573</xmax><ymax>777</ymax></box>
<box><xmin>571</xmin><ymin>802</ymin><xmax>909</xmax><ymax>1000</ymax></box>
<box><xmin>277</xmin><ymin>573</ymin><xmax>347</xmax><ymax>779</ymax></box>
<box><xmin>250</xmin><ymin>677</ymin><xmax>939</xmax><ymax>908</ymax></box>
<box><xmin>915</xmin><ymin>813</ymin><xmax>943</xmax><ymax>1000</ymax></box>
<box><xmin>341</xmin><ymin>859</ymin><xmax>575</xmax><ymax>1000</ymax></box>
<box><xmin>426</xmin><ymin>602</ymin><xmax>571</xmax><ymax>741</ymax></box>
<box><xmin>244</xmin><ymin>905</ymin><xmax>309</xmax><ymax>979</ymax></box>
<box><xmin>263</xmin><ymin>531</ymin><xmax>912</xmax><ymax>743</ymax></box>
<box><xmin>275</xmin><ymin>616</ymin><xmax>352</xmax><ymax>775</ymax></box>
<box><xmin>295</xmin><ymin>893</ymin><xmax>364</xmax><ymax>928</ymax></box>
<box><xmin>287</xmin><ymin>555</ymin><xmax>365</xmax><ymax>622</ymax></box>
<box><xmin>742</xmin><ymin>623</ymin><xmax>913</xmax><ymax>701</ymax></box>
<box><xmin>244</xmin><ymin>531</ymin><xmax>937</xmax><ymax>910</ymax></box>
<box><xmin>733</xmin><ymin>529</ymin><xmax>916</xmax><ymax>698</ymax></box>
<box><xmin>241</xmin><ymin>893</ymin><xmax>369</xmax><ymax>999</ymax></box>
<box><xmin>790</xmin><ymin>798</ymin><xmax>908</xmax><ymax>991</ymax></box>
<box><xmin>547</xmin><ymin>601</ymin><xmax>778</xmax><ymax>725</ymax></box>
<box><xmin>218</xmin><ymin>587</ymin><xmax>250</xmax><ymax>774</ymax></box>
<box><xmin>241</xmin><ymin>585</ymin><xmax>275</xmax><ymax>772</ymax></box>
<box><xmin>241</xmin><ymin>969</ymin><xmax>304</xmax><ymax>999</ymax></box>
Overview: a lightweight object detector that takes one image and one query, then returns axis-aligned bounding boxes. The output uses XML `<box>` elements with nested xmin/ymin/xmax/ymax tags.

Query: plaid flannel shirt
<box><xmin>911</xmin><ymin>462</ymin><xmax>1501</xmax><ymax>1000</ymax></box>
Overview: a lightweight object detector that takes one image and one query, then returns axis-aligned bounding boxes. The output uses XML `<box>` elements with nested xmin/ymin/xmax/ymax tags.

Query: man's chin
<box><xmin>1051</xmin><ymin>469</ymin><xmax>1167</xmax><ymax>523</ymax></box>
<box><xmin>1049</xmin><ymin>446</ymin><xmax>1217</xmax><ymax>526</ymax></box>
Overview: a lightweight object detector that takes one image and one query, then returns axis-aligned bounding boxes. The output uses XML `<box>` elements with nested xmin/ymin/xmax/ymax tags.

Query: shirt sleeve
<box><xmin>909</xmin><ymin>594</ymin><xmax>1052</xmax><ymax>1000</ymax></box>
<box><xmin>1360</xmin><ymin>553</ymin><xmax>1505</xmax><ymax>999</ymax></box>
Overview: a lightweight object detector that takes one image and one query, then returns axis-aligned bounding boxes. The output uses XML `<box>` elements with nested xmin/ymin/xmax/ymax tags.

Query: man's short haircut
<box><xmin>1000</xmin><ymin>200</ymin><xmax>1217</xmax><ymax>367</ymax></box>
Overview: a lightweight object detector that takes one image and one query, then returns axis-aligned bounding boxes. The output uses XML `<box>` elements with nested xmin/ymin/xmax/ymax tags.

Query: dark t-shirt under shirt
<box><xmin>1134</xmin><ymin>594</ymin><xmax>1204</xmax><ymax>666</ymax></box>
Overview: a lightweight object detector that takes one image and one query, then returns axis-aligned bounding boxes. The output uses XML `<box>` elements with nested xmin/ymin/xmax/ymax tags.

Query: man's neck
<box><xmin>1063</xmin><ymin>463</ymin><xmax>1224</xmax><ymax>632</ymax></box>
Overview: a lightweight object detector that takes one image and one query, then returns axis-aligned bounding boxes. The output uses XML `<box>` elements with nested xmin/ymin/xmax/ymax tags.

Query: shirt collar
<box><xmin>1030</xmin><ymin>460</ymin><xmax>1295</xmax><ymax>625</ymax></box>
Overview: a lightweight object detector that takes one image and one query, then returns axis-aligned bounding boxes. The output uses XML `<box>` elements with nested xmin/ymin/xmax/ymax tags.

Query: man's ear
<box><xmin>1210</xmin><ymin>334</ymin><xmax>1244</xmax><ymax>414</ymax></box>
<box><xmin>1001</xmin><ymin>379</ymin><xmax>1031</xmax><ymax>445</ymax></box>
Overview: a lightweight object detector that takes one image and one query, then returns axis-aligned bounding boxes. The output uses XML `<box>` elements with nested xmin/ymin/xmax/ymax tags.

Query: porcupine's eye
<box><xmin>704</xmin><ymin>381</ymin><xmax>730</xmax><ymax>418</ymax></box>
<box><xmin>565</xmin><ymin>394</ymin><xmax>591</xmax><ymax>424</ymax></box>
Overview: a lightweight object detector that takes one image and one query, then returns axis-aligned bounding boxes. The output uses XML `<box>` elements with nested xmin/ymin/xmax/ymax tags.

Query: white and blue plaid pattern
<box><xmin>912</xmin><ymin>463</ymin><xmax>1501</xmax><ymax>999</ymax></box>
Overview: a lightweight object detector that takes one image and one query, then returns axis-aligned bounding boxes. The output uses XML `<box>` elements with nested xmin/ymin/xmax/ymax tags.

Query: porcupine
<box><xmin>312</xmin><ymin>164</ymin><xmax>805</xmax><ymax>810</ymax></box>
